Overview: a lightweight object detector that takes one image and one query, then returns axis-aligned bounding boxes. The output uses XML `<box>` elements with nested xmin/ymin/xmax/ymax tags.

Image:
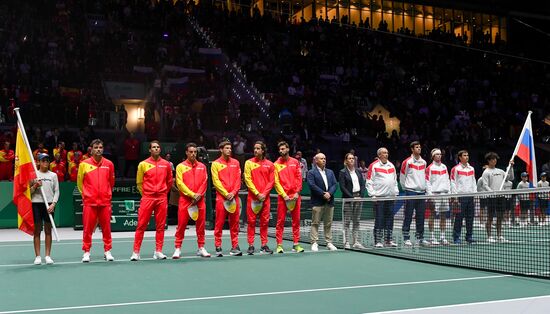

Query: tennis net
<box><xmin>249</xmin><ymin>188</ymin><xmax>550</xmax><ymax>278</ymax></box>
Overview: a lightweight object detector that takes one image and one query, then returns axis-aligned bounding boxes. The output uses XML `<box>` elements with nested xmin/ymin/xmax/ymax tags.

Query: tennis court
<box><xmin>1</xmin><ymin>227</ymin><xmax>550</xmax><ymax>314</ymax></box>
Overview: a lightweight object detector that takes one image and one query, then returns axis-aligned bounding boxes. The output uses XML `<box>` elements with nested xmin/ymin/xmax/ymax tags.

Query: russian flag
<box><xmin>513</xmin><ymin>112</ymin><xmax>538</xmax><ymax>187</ymax></box>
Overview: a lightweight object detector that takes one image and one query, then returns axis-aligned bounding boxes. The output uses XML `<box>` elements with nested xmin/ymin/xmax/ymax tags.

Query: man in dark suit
<box><xmin>307</xmin><ymin>153</ymin><xmax>338</xmax><ymax>252</ymax></box>
<box><xmin>339</xmin><ymin>153</ymin><xmax>366</xmax><ymax>249</ymax></box>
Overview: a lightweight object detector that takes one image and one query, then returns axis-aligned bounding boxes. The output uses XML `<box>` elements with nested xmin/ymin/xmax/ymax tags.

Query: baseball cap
<box><xmin>38</xmin><ymin>153</ymin><xmax>50</xmax><ymax>161</ymax></box>
<box><xmin>541</xmin><ymin>172</ymin><xmax>547</xmax><ymax>177</ymax></box>
<box><xmin>521</xmin><ymin>172</ymin><xmax>528</xmax><ymax>177</ymax></box>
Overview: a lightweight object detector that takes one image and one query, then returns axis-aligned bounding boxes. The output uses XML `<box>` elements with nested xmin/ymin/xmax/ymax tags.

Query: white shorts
<box><xmin>431</xmin><ymin>194</ymin><xmax>449</xmax><ymax>212</ymax></box>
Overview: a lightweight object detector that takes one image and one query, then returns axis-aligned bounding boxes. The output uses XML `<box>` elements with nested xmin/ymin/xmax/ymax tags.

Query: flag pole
<box><xmin>499</xmin><ymin>111</ymin><xmax>533</xmax><ymax>191</ymax></box>
<box><xmin>13</xmin><ymin>108</ymin><xmax>60</xmax><ymax>241</ymax></box>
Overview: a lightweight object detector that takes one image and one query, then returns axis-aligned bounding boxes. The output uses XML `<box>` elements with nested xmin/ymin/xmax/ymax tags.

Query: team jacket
<box><xmin>366</xmin><ymin>160</ymin><xmax>399</xmax><ymax>197</ymax></box>
<box><xmin>400</xmin><ymin>155</ymin><xmax>427</xmax><ymax>192</ymax></box>
<box><xmin>244</xmin><ymin>157</ymin><xmax>275</xmax><ymax>199</ymax></box>
<box><xmin>211</xmin><ymin>157</ymin><xmax>241</xmax><ymax>197</ymax></box>
<box><xmin>0</xmin><ymin>149</ymin><xmax>14</xmax><ymax>163</ymax></box>
<box><xmin>49</xmin><ymin>160</ymin><xmax>66</xmax><ymax>182</ymax></box>
<box><xmin>77</xmin><ymin>157</ymin><xmax>115</xmax><ymax>206</ymax></box>
<box><xmin>450</xmin><ymin>163</ymin><xmax>476</xmax><ymax>194</ymax></box>
<box><xmin>136</xmin><ymin>157</ymin><xmax>173</xmax><ymax>198</ymax></box>
<box><xmin>176</xmin><ymin>159</ymin><xmax>208</xmax><ymax>199</ymax></box>
<box><xmin>425</xmin><ymin>162</ymin><xmax>450</xmax><ymax>194</ymax></box>
<box><xmin>53</xmin><ymin>148</ymin><xmax>67</xmax><ymax>162</ymax></box>
<box><xmin>273</xmin><ymin>156</ymin><xmax>302</xmax><ymax>199</ymax></box>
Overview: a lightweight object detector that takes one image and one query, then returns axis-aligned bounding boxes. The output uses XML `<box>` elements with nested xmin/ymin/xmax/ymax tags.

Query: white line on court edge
<box><xmin>365</xmin><ymin>294</ymin><xmax>550</xmax><ymax>314</ymax></box>
<box><xmin>0</xmin><ymin>275</ymin><xmax>511</xmax><ymax>313</ymax></box>
<box><xmin>0</xmin><ymin>246</ymin><xmax>333</xmax><ymax>268</ymax></box>
<box><xmin>0</xmin><ymin>235</ymin><xmax>234</xmax><ymax>248</ymax></box>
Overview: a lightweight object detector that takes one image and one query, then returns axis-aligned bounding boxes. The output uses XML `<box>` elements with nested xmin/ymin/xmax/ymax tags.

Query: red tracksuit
<box><xmin>77</xmin><ymin>157</ymin><xmax>115</xmax><ymax>253</ymax></box>
<box><xmin>53</xmin><ymin>147</ymin><xmax>67</xmax><ymax>163</ymax></box>
<box><xmin>244</xmin><ymin>157</ymin><xmax>274</xmax><ymax>246</ymax></box>
<box><xmin>49</xmin><ymin>160</ymin><xmax>66</xmax><ymax>182</ymax></box>
<box><xmin>174</xmin><ymin>160</ymin><xmax>208</xmax><ymax>248</ymax></box>
<box><xmin>67</xmin><ymin>150</ymin><xmax>82</xmax><ymax>182</ymax></box>
<box><xmin>211</xmin><ymin>156</ymin><xmax>241</xmax><ymax>248</ymax></box>
<box><xmin>0</xmin><ymin>149</ymin><xmax>14</xmax><ymax>181</ymax></box>
<box><xmin>133</xmin><ymin>157</ymin><xmax>173</xmax><ymax>253</ymax></box>
<box><xmin>274</xmin><ymin>156</ymin><xmax>303</xmax><ymax>244</ymax></box>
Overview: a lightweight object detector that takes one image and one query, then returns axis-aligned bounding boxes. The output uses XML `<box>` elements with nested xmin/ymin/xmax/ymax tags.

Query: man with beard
<box><xmin>274</xmin><ymin>141</ymin><xmax>304</xmax><ymax>253</ymax></box>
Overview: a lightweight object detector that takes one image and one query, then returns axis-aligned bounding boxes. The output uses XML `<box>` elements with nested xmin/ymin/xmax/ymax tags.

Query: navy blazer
<box><xmin>307</xmin><ymin>166</ymin><xmax>338</xmax><ymax>206</ymax></box>
<box><xmin>338</xmin><ymin>168</ymin><xmax>366</xmax><ymax>198</ymax></box>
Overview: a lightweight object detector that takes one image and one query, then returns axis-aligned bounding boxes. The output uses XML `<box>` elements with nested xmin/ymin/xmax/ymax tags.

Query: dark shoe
<box><xmin>230</xmin><ymin>245</ymin><xmax>243</xmax><ymax>256</ymax></box>
<box><xmin>260</xmin><ymin>245</ymin><xmax>273</xmax><ymax>254</ymax></box>
<box><xmin>247</xmin><ymin>245</ymin><xmax>255</xmax><ymax>255</ymax></box>
<box><xmin>215</xmin><ymin>246</ymin><xmax>223</xmax><ymax>257</ymax></box>
<box><xmin>466</xmin><ymin>239</ymin><xmax>476</xmax><ymax>245</ymax></box>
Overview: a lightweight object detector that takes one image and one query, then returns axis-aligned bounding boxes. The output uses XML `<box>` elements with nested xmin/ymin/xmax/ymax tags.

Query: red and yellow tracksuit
<box><xmin>53</xmin><ymin>147</ymin><xmax>67</xmax><ymax>162</ymax></box>
<box><xmin>77</xmin><ymin>157</ymin><xmax>115</xmax><ymax>253</ymax></box>
<box><xmin>49</xmin><ymin>160</ymin><xmax>66</xmax><ymax>182</ymax></box>
<box><xmin>67</xmin><ymin>150</ymin><xmax>82</xmax><ymax>182</ymax></box>
<box><xmin>274</xmin><ymin>156</ymin><xmax>302</xmax><ymax>244</ymax></box>
<box><xmin>211</xmin><ymin>156</ymin><xmax>241</xmax><ymax>248</ymax></box>
<box><xmin>244</xmin><ymin>157</ymin><xmax>275</xmax><ymax>246</ymax></box>
<box><xmin>174</xmin><ymin>160</ymin><xmax>208</xmax><ymax>249</ymax></box>
<box><xmin>133</xmin><ymin>157</ymin><xmax>173</xmax><ymax>253</ymax></box>
<box><xmin>0</xmin><ymin>149</ymin><xmax>14</xmax><ymax>181</ymax></box>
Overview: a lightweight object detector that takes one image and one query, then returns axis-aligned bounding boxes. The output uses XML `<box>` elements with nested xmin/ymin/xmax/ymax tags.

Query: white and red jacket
<box><xmin>450</xmin><ymin>163</ymin><xmax>476</xmax><ymax>194</ymax></box>
<box><xmin>366</xmin><ymin>160</ymin><xmax>399</xmax><ymax>197</ymax></box>
<box><xmin>400</xmin><ymin>155</ymin><xmax>427</xmax><ymax>193</ymax></box>
<box><xmin>425</xmin><ymin>162</ymin><xmax>450</xmax><ymax>195</ymax></box>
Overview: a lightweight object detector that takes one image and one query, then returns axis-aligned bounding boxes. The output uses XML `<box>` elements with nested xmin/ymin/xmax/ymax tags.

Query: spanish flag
<box><xmin>13</xmin><ymin>128</ymin><xmax>36</xmax><ymax>235</ymax></box>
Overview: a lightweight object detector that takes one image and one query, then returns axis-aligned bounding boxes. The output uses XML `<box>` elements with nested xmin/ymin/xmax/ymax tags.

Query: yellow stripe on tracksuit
<box><xmin>176</xmin><ymin>163</ymin><xmax>196</xmax><ymax>198</ymax></box>
<box><xmin>211</xmin><ymin>161</ymin><xmax>229</xmax><ymax>197</ymax></box>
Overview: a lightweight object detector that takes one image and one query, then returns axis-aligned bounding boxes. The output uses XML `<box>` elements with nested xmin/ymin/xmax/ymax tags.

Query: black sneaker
<box><xmin>260</xmin><ymin>245</ymin><xmax>273</xmax><ymax>254</ymax></box>
<box><xmin>247</xmin><ymin>245</ymin><xmax>255</xmax><ymax>255</ymax></box>
<box><xmin>466</xmin><ymin>239</ymin><xmax>477</xmax><ymax>245</ymax></box>
<box><xmin>215</xmin><ymin>246</ymin><xmax>223</xmax><ymax>257</ymax></box>
<box><xmin>230</xmin><ymin>245</ymin><xmax>242</xmax><ymax>256</ymax></box>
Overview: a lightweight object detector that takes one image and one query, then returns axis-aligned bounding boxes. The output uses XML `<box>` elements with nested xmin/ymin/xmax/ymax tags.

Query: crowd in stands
<box><xmin>192</xmin><ymin>2</ymin><xmax>549</xmax><ymax>167</ymax></box>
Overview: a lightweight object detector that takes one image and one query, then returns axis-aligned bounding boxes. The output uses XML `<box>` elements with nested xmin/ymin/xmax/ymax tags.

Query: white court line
<box><xmin>0</xmin><ymin>274</ymin><xmax>511</xmax><ymax>313</ymax></box>
<box><xmin>0</xmin><ymin>235</ymin><xmax>240</xmax><ymax>248</ymax></box>
<box><xmin>365</xmin><ymin>294</ymin><xmax>550</xmax><ymax>313</ymax></box>
<box><xmin>0</xmin><ymin>247</ymin><xmax>333</xmax><ymax>268</ymax></box>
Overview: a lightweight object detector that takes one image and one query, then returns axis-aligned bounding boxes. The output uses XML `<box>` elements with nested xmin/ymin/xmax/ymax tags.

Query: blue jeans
<box><xmin>373</xmin><ymin>200</ymin><xmax>395</xmax><ymax>243</ymax></box>
<box><xmin>402</xmin><ymin>191</ymin><xmax>426</xmax><ymax>240</ymax></box>
<box><xmin>453</xmin><ymin>197</ymin><xmax>475</xmax><ymax>241</ymax></box>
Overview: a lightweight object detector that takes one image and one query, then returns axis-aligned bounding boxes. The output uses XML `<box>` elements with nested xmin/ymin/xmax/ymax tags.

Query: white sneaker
<box><xmin>344</xmin><ymin>242</ymin><xmax>351</xmax><ymax>249</ymax></box>
<box><xmin>419</xmin><ymin>239</ymin><xmax>431</xmax><ymax>247</ymax></box>
<box><xmin>375</xmin><ymin>242</ymin><xmax>384</xmax><ymax>248</ymax></box>
<box><xmin>487</xmin><ymin>237</ymin><xmax>497</xmax><ymax>243</ymax></box>
<box><xmin>153</xmin><ymin>251</ymin><xmax>167</xmax><ymax>260</ymax></box>
<box><xmin>326</xmin><ymin>243</ymin><xmax>338</xmax><ymax>251</ymax></box>
<box><xmin>196</xmin><ymin>247</ymin><xmax>211</xmax><ymax>258</ymax></box>
<box><xmin>34</xmin><ymin>256</ymin><xmax>42</xmax><ymax>265</ymax></box>
<box><xmin>45</xmin><ymin>256</ymin><xmax>54</xmax><ymax>265</ymax></box>
<box><xmin>386</xmin><ymin>241</ymin><xmax>398</xmax><ymax>247</ymax></box>
<box><xmin>82</xmin><ymin>252</ymin><xmax>91</xmax><ymax>263</ymax></box>
<box><xmin>441</xmin><ymin>238</ymin><xmax>449</xmax><ymax>245</ymax></box>
<box><xmin>172</xmin><ymin>248</ymin><xmax>181</xmax><ymax>259</ymax></box>
<box><xmin>311</xmin><ymin>243</ymin><xmax>319</xmax><ymax>252</ymax></box>
<box><xmin>352</xmin><ymin>242</ymin><xmax>366</xmax><ymax>249</ymax></box>
<box><xmin>498</xmin><ymin>236</ymin><xmax>509</xmax><ymax>243</ymax></box>
<box><xmin>104</xmin><ymin>251</ymin><xmax>115</xmax><ymax>261</ymax></box>
<box><xmin>130</xmin><ymin>252</ymin><xmax>140</xmax><ymax>261</ymax></box>
<box><xmin>430</xmin><ymin>238</ymin><xmax>440</xmax><ymax>245</ymax></box>
<box><xmin>404</xmin><ymin>239</ymin><xmax>413</xmax><ymax>246</ymax></box>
